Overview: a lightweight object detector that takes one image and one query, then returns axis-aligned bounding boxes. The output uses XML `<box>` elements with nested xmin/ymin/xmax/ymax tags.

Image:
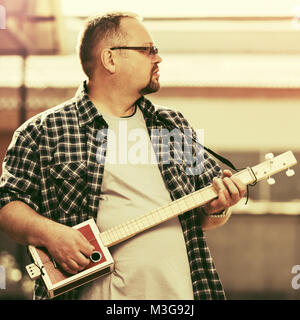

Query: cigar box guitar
<box><xmin>26</xmin><ymin>219</ymin><xmax>114</xmax><ymax>298</ymax></box>
<box><xmin>26</xmin><ymin>151</ymin><xmax>297</xmax><ymax>298</ymax></box>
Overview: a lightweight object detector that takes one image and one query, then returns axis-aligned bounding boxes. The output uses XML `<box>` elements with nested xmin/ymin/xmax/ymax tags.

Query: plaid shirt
<box><xmin>0</xmin><ymin>82</ymin><xmax>226</xmax><ymax>300</ymax></box>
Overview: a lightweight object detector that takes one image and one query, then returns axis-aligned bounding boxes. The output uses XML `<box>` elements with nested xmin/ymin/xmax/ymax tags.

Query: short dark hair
<box><xmin>77</xmin><ymin>12</ymin><xmax>141</xmax><ymax>79</ymax></box>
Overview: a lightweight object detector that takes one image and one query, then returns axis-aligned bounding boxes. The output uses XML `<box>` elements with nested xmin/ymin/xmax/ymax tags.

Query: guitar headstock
<box><xmin>251</xmin><ymin>151</ymin><xmax>297</xmax><ymax>185</ymax></box>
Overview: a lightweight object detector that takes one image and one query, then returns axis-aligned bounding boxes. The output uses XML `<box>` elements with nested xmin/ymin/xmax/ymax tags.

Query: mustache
<box><xmin>152</xmin><ymin>65</ymin><xmax>159</xmax><ymax>74</ymax></box>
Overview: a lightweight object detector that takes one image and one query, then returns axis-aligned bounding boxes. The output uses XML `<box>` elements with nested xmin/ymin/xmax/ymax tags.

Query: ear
<box><xmin>101</xmin><ymin>49</ymin><xmax>116</xmax><ymax>74</ymax></box>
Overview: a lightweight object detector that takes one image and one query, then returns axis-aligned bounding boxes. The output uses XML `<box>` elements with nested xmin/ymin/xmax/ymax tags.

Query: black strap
<box><xmin>155</xmin><ymin>113</ymin><xmax>241</xmax><ymax>172</ymax></box>
<box><xmin>201</xmin><ymin>145</ymin><xmax>240</xmax><ymax>172</ymax></box>
<box><xmin>155</xmin><ymin>113</ymin><xmax>253</xmax><ymax>204</ymax></box>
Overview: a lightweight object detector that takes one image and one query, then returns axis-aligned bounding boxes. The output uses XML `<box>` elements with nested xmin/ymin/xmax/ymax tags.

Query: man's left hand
<box><xmin>203</xmin><ymin>169</ymin><xmax>247</xmax><ymax>215</ymax></box>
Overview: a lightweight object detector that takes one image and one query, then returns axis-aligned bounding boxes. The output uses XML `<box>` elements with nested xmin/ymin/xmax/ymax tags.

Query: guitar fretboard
<box><xmin>100</xmin><ymin>167</ymin><xmax>256</xmax><ymax>247</ymax></box>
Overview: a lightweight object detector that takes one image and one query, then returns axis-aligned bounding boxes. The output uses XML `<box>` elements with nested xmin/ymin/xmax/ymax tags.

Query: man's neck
<box><xmin>87</xmin><ymin>80</ymin><xmax>140</xmax><ymax>118</ymax></box>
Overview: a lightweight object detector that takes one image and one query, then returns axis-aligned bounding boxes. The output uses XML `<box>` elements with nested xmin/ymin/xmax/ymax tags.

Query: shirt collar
<box><xmin>75</xmin><ymin>81</ymin><xmax>102</xmax><ymax>127</ymax></box>
<box><xmin>135</xmin><ymin>96</ymin><xmax>156</xmax><ymax>118</ymax></box>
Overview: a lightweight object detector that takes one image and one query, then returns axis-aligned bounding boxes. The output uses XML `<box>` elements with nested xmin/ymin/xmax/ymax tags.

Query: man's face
<box><xmin>116</xmin><ymin>18</ymin><xmax>163</xmax><ymax>96</ymax></box>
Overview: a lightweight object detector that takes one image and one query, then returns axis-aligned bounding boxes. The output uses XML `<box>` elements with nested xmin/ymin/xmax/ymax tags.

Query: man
<box><xmin>0</xmin><ymin>12</ymin><xmax>246</xmax><ymax>300</ymax></box>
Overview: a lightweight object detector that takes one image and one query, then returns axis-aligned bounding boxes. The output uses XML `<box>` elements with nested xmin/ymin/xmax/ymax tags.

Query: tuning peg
<box><xmin>267</xmin><ymin>177</ymin><xmax>276</xmax><ymax>185</ymax></box>
<box><xmin>265</xmin><ymin>153</ymin><xmax>274</xmax><ymax>160</ymax></box>
<box><xmin>286</xmin><ymin>168</ymin><xmax>295</xmax><ymax>177</ymax></box>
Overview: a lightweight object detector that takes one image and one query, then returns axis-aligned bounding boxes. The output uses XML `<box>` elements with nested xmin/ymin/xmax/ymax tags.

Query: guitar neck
<box><xmin>99</xmin><ymin>150</ymin><xmax>296</xmax><ymax>248</ymax></box>
<box><xmin>99</xmin><ymin>168</ymin><xmax>254</xmax><ymax>248</ymax></box>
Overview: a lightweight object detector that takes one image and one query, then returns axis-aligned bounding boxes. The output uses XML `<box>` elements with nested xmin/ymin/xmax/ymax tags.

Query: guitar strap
<box><xmin>154</xmin><ymin>112</ymin><xmax>255</xmax><ymax>203</ymax></box>
<box><xmin>154</xmin><ymin>112</ymin><xmax>240</xmax><ymax>171</ymax></box>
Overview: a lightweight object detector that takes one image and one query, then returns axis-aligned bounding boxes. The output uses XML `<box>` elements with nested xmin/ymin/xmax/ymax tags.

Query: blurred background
<box><xmin>0</xmin><ymin>0</ymin><xmax>300</xmax><ymax>299</ymax></box>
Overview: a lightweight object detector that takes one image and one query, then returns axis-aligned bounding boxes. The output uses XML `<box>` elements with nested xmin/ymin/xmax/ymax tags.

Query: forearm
<box><xmin>0</xmin><ymin>200</ymin><xmax>57</xmax><ymax>247</ymax></box>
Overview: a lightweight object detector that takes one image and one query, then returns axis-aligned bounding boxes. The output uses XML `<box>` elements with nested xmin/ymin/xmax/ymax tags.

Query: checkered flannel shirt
<box><xmin>0</xmin><ymin>82</ymin><xmax>226</xmax><ymax>300</ymax></box>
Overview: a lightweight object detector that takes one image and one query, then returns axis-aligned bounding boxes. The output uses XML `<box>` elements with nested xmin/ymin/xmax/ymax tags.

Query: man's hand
<box><xmin>203</xmin><ymin>169</ymin><xmax>246</xmax><ymax>215</ymax></box>
<box><xmin>46</xmin><ymin>223</ymin><xmax>95</xmax><ymax>275</ymax></box>
<box><xmin>0</xmin><ymin>201</ymin><xmax>95</xmax><ymax>275</ymax></box>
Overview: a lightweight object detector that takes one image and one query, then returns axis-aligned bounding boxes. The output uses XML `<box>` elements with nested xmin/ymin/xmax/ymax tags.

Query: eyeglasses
<box><xmin>110</xmin><ymin>46</ymin><xmax>159</xmax><ymax>56</ymax></box>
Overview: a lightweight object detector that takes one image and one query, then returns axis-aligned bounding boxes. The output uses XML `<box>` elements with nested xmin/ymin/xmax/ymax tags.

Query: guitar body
<box><xmin>27</xmin><ymin>219</ymin><xmax>114</xmax><ymax>298</ymax></box>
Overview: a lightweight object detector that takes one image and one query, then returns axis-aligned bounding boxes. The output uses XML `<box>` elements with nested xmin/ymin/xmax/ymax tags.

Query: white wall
<box><xmin>150</xmin><ymin>93</ymin><xmax>300</xmax><ymax>152</ymax></box>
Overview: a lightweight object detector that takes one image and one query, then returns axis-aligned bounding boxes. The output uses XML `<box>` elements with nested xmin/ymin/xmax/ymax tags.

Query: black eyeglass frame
<box><xmin>110</xmin><ymin>46</ymin><xmax>159</xmax><ymax>55</ymax></box>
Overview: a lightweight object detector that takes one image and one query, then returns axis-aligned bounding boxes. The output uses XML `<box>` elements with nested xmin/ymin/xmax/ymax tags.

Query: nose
<box><xmin>153</xmin><ymin>53</ymin><xmax>163</xmax><ymax>64</ymax></box>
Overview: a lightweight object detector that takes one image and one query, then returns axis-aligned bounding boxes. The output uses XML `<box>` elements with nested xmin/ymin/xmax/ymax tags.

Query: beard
<box><xmin>139</xmin><ymin>68</ymin><xmax>160</xmax><ymax>96</ymax></box>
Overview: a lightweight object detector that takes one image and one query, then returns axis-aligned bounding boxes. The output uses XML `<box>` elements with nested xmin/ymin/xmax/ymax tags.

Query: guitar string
<box><xmin>106</xmin><ymin>177</ymin><xmax>225</xmax><ymax>243</ymax></box>
<box><xmin>105</xmin><ymin>189</ymin><xmax>208</xmax><ymax>245</ymax></box>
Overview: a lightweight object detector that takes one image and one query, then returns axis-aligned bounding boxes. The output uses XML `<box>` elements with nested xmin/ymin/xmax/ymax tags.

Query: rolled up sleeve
<box><xmin>0</xmin><ymin>130</ymin><xmax>41</xmax><ymax>213</ymax></box>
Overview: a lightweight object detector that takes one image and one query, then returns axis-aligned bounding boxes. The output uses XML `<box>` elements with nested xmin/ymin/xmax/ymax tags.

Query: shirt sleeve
<box><xmin>0</xmin><ymin>130</ymin><xmax>41</xmax><ymax>213</ymax></box>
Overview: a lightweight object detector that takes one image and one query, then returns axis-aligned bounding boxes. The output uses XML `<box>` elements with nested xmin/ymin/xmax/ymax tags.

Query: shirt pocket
<box><xmin>49</xmin><ymin>161</ymin><xmax>88</xmax><ymax>216</ymax></box>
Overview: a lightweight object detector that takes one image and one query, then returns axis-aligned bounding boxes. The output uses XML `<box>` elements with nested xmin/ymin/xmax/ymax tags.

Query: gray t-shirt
<box><xmin>79</xmin><ymin>106</ymin><xmax>193</xmax><ymax>300</ymax></box>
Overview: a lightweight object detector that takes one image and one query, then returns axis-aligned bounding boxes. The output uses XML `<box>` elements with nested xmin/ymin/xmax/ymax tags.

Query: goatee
<box><xmin>139</xmin><ymin>67</ymin><xmax>160</xmax><ymax>95</ymax></box>
<box><xmin>139</xmin><ymin>79</ymin><xmax>160</xmax><ymax>95</ymax></box>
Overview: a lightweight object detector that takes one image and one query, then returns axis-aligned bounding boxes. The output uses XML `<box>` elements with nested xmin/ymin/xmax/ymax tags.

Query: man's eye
<box><xmin>140</xmin><ymin>49</ymin><xmax>149</xmax><ymax>54</ymax></box>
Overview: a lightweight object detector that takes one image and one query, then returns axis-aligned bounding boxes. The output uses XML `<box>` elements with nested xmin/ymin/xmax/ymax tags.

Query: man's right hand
<box><xmin>0</xmin><ymin>201</ymin><xmax>95</xmax><ymax>275</ymax></box>
<box><xmin>46</xmin><ymin>223</ymin><xmax>95</xmax><ymax>275</ymax></box>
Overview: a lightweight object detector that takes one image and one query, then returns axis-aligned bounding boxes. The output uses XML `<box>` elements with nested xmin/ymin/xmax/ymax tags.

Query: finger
<box><xmin>80</xmin><ymin>244</ymin><xmax>95</xmax><ymax>259</ymax></box>
<box><xmin>60</xmin><ymin>261</ymin><xmax>79</xmax><ymax>275</ymax></box>
<box><xmin>230</xmin><ymin>176</ymin><xmax>247</xmax><ymax>197</ymax></box>
<box><xmin>223</xmin><ymin>177</ymin><xmax>240</xmax><ymax>203</ymax></box>
<box><xmin>204</xmin><ymin>183</ymin><xmax>231</xmax><ymax>214</ymax></box>
<box><xmin>69</xmin><ymin>258</ymin><xmax>88</xmax><ymax>272</ymax></box>
<box><xmin>77</xmin><ymin>232</ymin><xmax>95</xmax><ymax>256</ymax></box>
<box><xmin>213</xmin><ymin>178</ymin><xmax>231</xmax><ymax>202</ymax></box>
<box><xmin>222</xmin><ymin>170</ymin><xmax>233</xmax><ymax>179</ymax></box>
<box><xmin>74</xmin><ymin>252</ymin><xmax>91</xmax><ymax>268</ymax></box>
<box><xmin>212</xmin><ymin>177</ymin><xmax>224</xmax><ymax>192</ymax></box>
<box><xmin>216</xmin><ymin>188</ymin><xmax>229</xmax><ymax>209</ymax></box>
<box><xmin>58</xmin><ymin>252</ymin><xmax>89</xmax><ymax>274</ymax></box>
